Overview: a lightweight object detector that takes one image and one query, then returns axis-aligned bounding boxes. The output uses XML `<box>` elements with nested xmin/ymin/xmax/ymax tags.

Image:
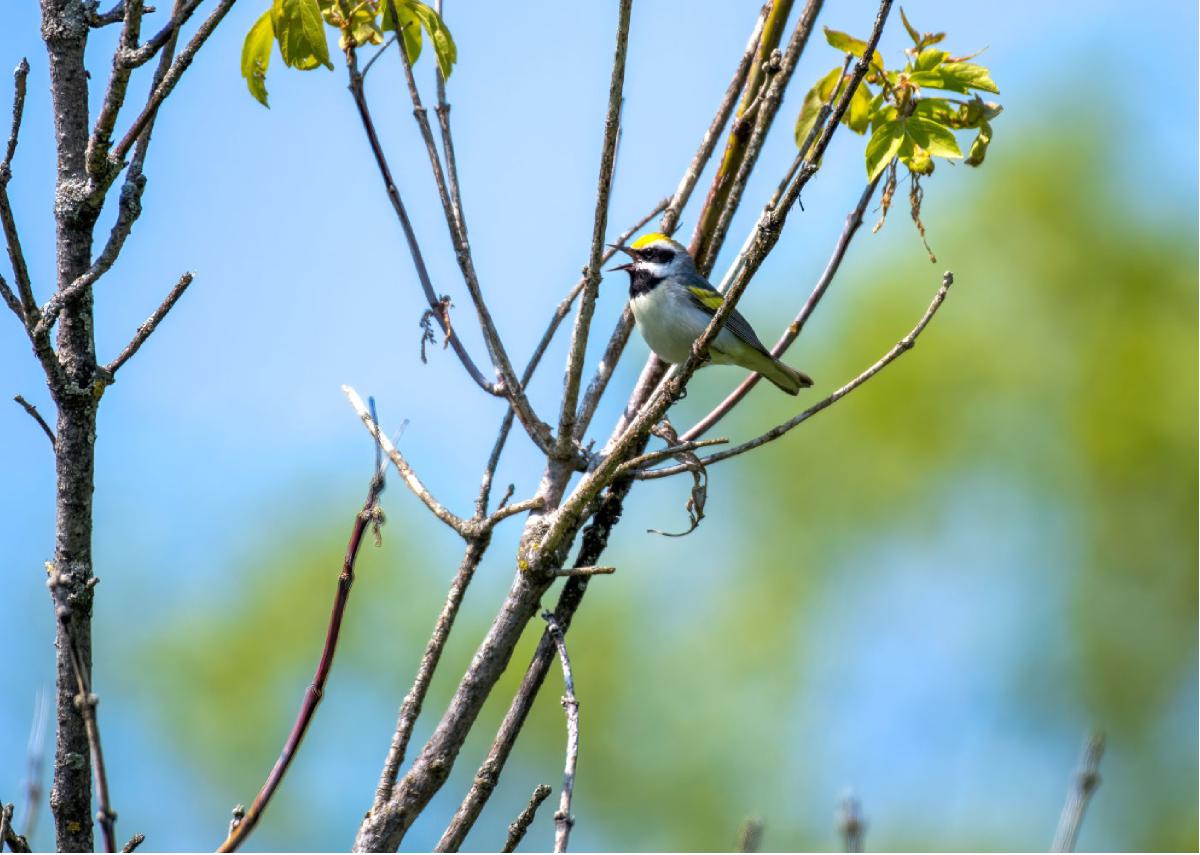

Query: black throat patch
<box><xmin>628</xmin><ymin>267</ymin><xmax>663</xmax><ymax>298</ymax></box>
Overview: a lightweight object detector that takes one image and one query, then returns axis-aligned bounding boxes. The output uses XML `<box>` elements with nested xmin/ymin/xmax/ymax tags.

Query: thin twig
<box><xmin>616</xmin><ymin>437</ymin><xmax>727</xmax><ymax>476</ymax></box>
<box><xmin>552</xmin><ymin>566</ymin><xmax>614</xmax><ymax>578</ymax></box>
<box><xmin>572</xmin><ymin>4</ymin><xmax>768</xmax><ymax>443</ymax></box>
<box><xmin>87</xmin><ymin>0</ymin><xmax>148</xmax><ymax>175</ymax></box>
<box><xmin>0</xmin><ymin>58</ymin><xmax>35</xmax><ymax>325</ymax></box>
<box><xmin>1</xmin><ymin>803</ymin><xmax>31</xmax><ymax>853</ymax></box>
<box><xmin>737</xmin><ymin>816</ymin><xmax>764</xmax><ymax>852</ymax></box>
<box><xmin>45</xmin><ymin>564</ymin><xmax>118</xmax><ymax>853</ymax></box>
<box><xmin>110</xmin><ymin>0</ymin><xmax>236</xmax><ymax>163</ymax></box>
<box><xmin>543</xmin><ymin>612</ymin><xmax>580</xmax><ymax>854</ymax></box>
<box><xmin>344</xmin><ymin>385</ymin><xmax>472</xmax><ymax>537</ymax></box>
<box><xmin>121</xmin><ymin>832</ymin><xmax>145</xmax><ymax>852</ymax></box>
<box><xmin>388</xmin><ymin>17</ymin><xmax>556</xmax><ymax>459</ymax></box>
<box><xmin>556</xmin><ymin>0</ymin><xmax>633</xmax><ymax>454</ymax></box>
<box><xmin>12</xmin><ymin>395</ymin><xmax>55</xmax><ymax>446</ymax></box>
<box><xmin>360</xmin><ymin>34</ymin><xmax>397</xmax><ymax>77</ymax></box>
<box><xmin>104</xmin><ymin>271</ymin><xmax>192</xmax><ymax>375</ymax></box>
<box><xmin>683</xmin><ymin>177</ymin><xmax>880</xmax><ymax>442</ymax></box>
<box><xmin>216</xmin><ymin>461</ymin><xmax>386</xmax><ymax>853</ymax></box>
<box><xmin>838</xmin><ymin>792</ymin><xmax>864</xmax><ymax>853</ymax></box>
<box><xmin>1051</xmin><ymin>732</ymin><xmax>1105</xmax><ymax>853</ymax></box>
<box><xmin>502</xmin><ymin>784</ymin><xmax>552</xmax><ymax>853</ymax></box>
<box><xmin>641</xmin><ymin>269</ymin><xmax>950</xmax><ymax>479</ymax></box>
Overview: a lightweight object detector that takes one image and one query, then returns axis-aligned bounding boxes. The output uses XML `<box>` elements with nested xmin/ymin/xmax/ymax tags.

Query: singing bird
<box><xmin>611</xmin><ymin>232</ymin><xmax>813</xmax><ymax>394</ymax></box>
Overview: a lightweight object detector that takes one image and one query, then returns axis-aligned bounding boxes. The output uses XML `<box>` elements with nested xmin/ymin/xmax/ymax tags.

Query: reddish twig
<box><xmin>216</xmin><ymin>463</ymin><xmax>386</xmax><ymax>852</ymax></box>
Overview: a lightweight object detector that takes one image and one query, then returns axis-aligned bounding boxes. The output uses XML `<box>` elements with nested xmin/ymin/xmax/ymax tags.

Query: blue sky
<box><xmin>1</xmin><ymin>1</ymin><xmax>1196</xmax><ymax>850</ymax></box>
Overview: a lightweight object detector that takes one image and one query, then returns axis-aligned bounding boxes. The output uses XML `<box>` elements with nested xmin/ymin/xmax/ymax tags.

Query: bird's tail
<box><xmin>745</xmin><ymin>349</ymin><xmax>813</xmax><ymax>396</ymax></box>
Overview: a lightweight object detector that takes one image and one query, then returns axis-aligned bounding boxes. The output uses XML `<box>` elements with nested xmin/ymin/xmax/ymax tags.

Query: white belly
<box><xmin>631</xmin><ymin>283</ymin><xmax>739</xmax><ymax>365</ymax></box>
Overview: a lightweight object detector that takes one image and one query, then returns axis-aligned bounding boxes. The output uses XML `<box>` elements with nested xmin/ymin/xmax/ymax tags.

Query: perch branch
<box><xmin>216</xmin><ymin>462</ymin><xmax>386</xmax><ymax>853</ymax></box>
<box><xmin>572</xmin><ymin>4</ymin><xmax>768</xmax><ymax>441</ymax></box>
<box><xmin>502</xmin><ymin>784</ymin><xmax>552</xmax><ymax>854</ymax></box>
<box><xmin>642</xmin><ymin>270</ymin><xmax>951</xmax><ymax>479</ymax></box>
<box><xmin>683</xmin><ymin>177</ymin><xmax>880</xmax><ymax>441</ymax></box>
<box><xmin>1050</xmin><ymin>732</ymin><xmax>1105</xmax><ymax>853</ymax></box>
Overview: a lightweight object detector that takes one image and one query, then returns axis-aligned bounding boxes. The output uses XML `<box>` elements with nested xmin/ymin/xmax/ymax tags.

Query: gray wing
<box><xmin>681</xmin><ymin>273</ymin><xmax>772</xmax><ymax>355</ymax></box>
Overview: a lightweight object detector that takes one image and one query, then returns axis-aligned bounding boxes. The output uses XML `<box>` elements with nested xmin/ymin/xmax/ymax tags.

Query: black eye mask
<box><xmin>638</xmin><ymin>247</ymin><xmax>675</xmax><ymax>264</ymax></box>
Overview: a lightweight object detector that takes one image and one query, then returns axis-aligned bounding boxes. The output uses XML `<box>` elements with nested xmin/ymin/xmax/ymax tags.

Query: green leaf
<box><xmin>906</xmin><ymin>116</ymin><xmax>962</xmax><ymax>159</ymax></box>
<box><xmin>865</xmin><ymin>118</ymin><xmax>906</xmax><ymax>180</ymax></box>
<box><xmin>794</xmin><ymin>66</ymin><xmax>841</xmax><ymax>149</ymax></box>
<box><xmin>241</xmin><ymin>10</ymin><xmax>274</xmax><ymax>106</ymax></box>
<box><xmin>912</xmin><ymin>61</ymin><xmax>999</xmax><ymax>94</ymax></box>
<box><xmin>966</xmin><ymin>119</ymin><xmax>993</xmax><ymax>166</ymax></box>
<box><xmin>914</xmin><ymin>48</ymin><xmax>946</xmax><ymax>72</ymax></box>
<box><xmin>844</xmin><ymin>78</ymin><xmax>873</xmax><ymax>134</ymax></box>
<box><xmin>823</xmin><ymin>26</ymin><xmax>884</xmax><ymax>71</ymax></box>
<box><xmin>405</xmin><ymin>0</ymin><xmax>456</xmax><ymax>79</ymax></box>
<box><xmin>273</xmin><ymin>0</ymin><xmax>332</xmax><ymax>70</ymax></box>
<box><xmin>898</xmin><ymin>134</ymin><xmax>933</xmax><ymax>175</ymax></box>
<box><xmin>380</xmin><ymin>1</ymin><xmax>423</xmax><ymax>64</ymax></box>
<box><xmin>899</xmin><ymin>7</ymin><xmax>921</xmax><ymax>45</ymax></box>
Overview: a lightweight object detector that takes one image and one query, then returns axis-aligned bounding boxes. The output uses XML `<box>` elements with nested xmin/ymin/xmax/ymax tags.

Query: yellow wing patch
<box><xmin>686</xmin><ymin>285</ymin><xmax>725</xmax><ymax>313</ymax></box>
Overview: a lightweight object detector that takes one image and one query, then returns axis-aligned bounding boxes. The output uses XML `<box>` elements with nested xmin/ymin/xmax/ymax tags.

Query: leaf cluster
<box><xmin>795</xmin><ymin>7</ymin><xmax>1002</xmax><ymax>181</ymax></box>
<box><xmin>241</xmin><ymin>0</ymin><xmax>457</xmax><ymax>107</ymax></box>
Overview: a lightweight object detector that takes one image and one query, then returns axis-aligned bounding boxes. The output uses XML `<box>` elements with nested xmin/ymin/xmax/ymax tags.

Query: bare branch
<box><xmin>577</xmin><ymin>2</ymin><xmax>787</xmax><ymax>445</ymax></box>
<box><xmin>552</xmin><ymin>565</ymin><xmax>614</xmax><ymax>578</ymax></box>
<box><xmin>487</xmin><ymin>495</ymin><xmax>546</xmax><ymax>526</ymax></box>
<box><xmin>502</xmin><ymin>784</ymin><xmax>552</xmax><ymax>854</ymax></box>
<box><xmin>556</xmin><ymin>0</ymin><xmax>633</xmax><ymax>454</ymax></box>
<box><xmin>691</xmin><ymin>0</ymin><xmax>825</xmax><ymax>274</ymax></box>
<box><xmin>120</xmin><ymin>832</ymin><xmax>145</xmax><ymax>852</ymax></box>
<box><xmin>103</xmin><ymin>270</ymin><xmax>192</xmax><ymax>375</ymax></box>
<box><xmin>36</xmin><ymin>0</ymin><xmax>203</xmax><ymax>337</ymax></box>
<box><xmin>12</xmin><ymin>395</ymin><xmax>55</xmax><ymax>446</ymax></box>
<box><xmin>737</xmin><ymin>816</ymin><xmax>764</xmax><ymax>852</ymax></box>
<box><xmin>124</xmin><ymin>0</ymin><xmax>204</xmax><ymax>68</ymax></box>
<box><xmin>45</xmin><ymin>563</ymin><xmax>118</xmax><ymax>853</ymax></box>
<box><xmin>543</xmin><ymin>612</ymin><xmax>580</xmax><ymax>854</ymax></box>
<box><xmin>838</xmin><ymin>792</ymin><xmax>864</xmax><ymax>853</ymax></box>
<box><xmin>661</xmin><ymin>5</ymin><xmax>767</xmax><ymax>235</ymax></box>
<box><xmin>615</xmin><ymin>436</ymin><xmax>727</xmax><ymax>476</ymax></box>
<box><xmin>110</xmin><ymin>0</ymin><xmax>236</xmax><ymax>163</ymax></box>
<box><xmin>87</xmin><ymin>0</ymin><xmax>148</xmax><ymax>175</ymax></box>
<box><xmin>217</xmin><ymin>464</ymin><xmax>385</xmax><ymax>853</ymax></box>
<box><xmin>1</xmin><ymin>803</ymin><xmax>31</xmax><ymax>854</ymax></box>
<box><xmin>343</xmin><ymin>51</ymin><xmax>559</xmax><ymax>451</ymax></box>
<box><xmin>1051</xmin><ymin>732</ymin><xmax>1105</xmax><ymax>853</ymax></box>
<box><xmin>641</xmin><ymin>270</ymin><xmax>952</xmax><ymax>479</ymax></box>
<box><xmin>434</xmin><ymin>488</ymin><xmax>626</xmax><ymax>852</ymax></box>
<box><xmin>372</xmin><ymin>539</ymin><xmax>488</xmax><ymax>809</ymax></box>
<box><xmin>683</xmin><ymin>177</ymin><xmax>880</xmax><ymax>442</ymax></box>
<box><xmin>0</xmin><ymin>58</ymin><xmax>36</xmax><ymax>324</ymax></box>
<box><xmin>104</xmin><ymin>268</ymin><xmax>193</xmax><ymax>372</ymax></box>
<box><xmin>344</xmin><ymin>385</ymin><xmax>471</xmax><ymax>537</ymax></box>
<box><xmin>386</xmin><ymin>19</ymin><xmax>558</xmax><ymax>460</ymax></box>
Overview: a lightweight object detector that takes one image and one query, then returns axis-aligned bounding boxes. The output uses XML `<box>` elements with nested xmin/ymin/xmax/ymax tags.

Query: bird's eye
<box><xmin>641</xmin><ymin>247</ymin><xmax>673</xmax><ymax>264</ymax></box>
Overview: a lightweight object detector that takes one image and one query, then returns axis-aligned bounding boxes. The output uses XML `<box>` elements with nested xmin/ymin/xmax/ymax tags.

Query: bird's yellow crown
<box><xmin>631</xmin><ymin>232</ymin><xmax>686</xmax><ymax>252</ymax></box>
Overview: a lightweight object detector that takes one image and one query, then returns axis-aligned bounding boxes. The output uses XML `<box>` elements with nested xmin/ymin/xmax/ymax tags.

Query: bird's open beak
<box><xmin>607</xmin><ymin>243</ymin><xmax>635</xmax><ymax>272</ymax></box>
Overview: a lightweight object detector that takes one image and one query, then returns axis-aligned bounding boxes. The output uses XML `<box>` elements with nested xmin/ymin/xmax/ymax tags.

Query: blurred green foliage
<box><xmin>132</xmin><ymin>127</ymin><xmax>1196</xmax><ymax>852</ymax></box>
